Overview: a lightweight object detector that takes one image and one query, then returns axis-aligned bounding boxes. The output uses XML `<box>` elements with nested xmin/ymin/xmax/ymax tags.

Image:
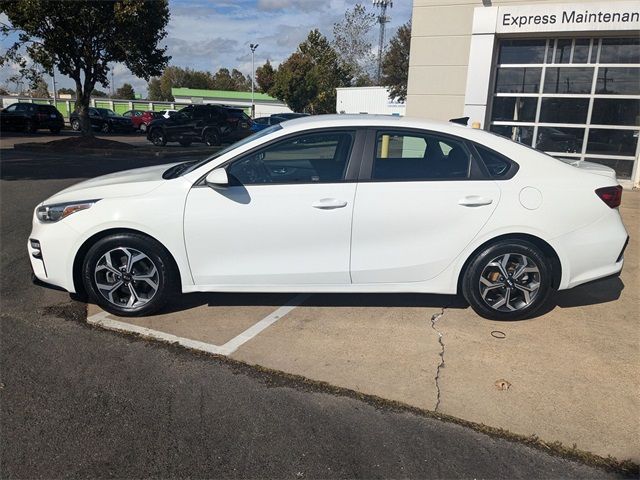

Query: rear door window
<box><xmin>372</xmin><ymin>131</ymin><xmax>471</xmax><ymax>180</ymax></box>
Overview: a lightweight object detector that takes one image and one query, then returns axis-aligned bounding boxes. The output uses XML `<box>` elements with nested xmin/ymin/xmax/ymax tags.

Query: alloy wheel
<box><xmin>94</xmin><ymin>247</ymin><xmax>159</xmax><ymax>309</ymax></box>
<box><xmin>478</xmin><ymin>253</ymin><xmax>541</xmax><ymax>312</ymax></box>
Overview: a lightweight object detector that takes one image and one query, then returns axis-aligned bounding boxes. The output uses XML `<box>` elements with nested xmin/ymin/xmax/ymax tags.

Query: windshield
<box><xmin>163</xmin><ymin>124</ymin><xmax>283</xmax><ymax>179</ymax></box>
<box><xmin>97</xmin><ymin>108</ymin><xmax>117</xmax><ymax>116</ymax></box>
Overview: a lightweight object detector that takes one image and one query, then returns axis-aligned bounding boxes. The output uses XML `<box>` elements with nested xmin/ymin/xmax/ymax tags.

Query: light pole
<box><xmin>373</xmin><ymin>0</ymin><xmax>393</xmax><ymax>85</ymax></box>
<box><xmin>250</xmin><ymin>43</ymin><xmax>259</xmax><ymax>118</ymax></box>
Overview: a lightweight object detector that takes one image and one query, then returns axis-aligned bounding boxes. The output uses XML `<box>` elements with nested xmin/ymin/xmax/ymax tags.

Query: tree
<box><xmin>271</xmin><ymin>30</ymin><xmax>351</xmax><ymax>114</ymax></box>
<box><xmin>381</xmin><ymin>21</ymin><xmax>411</xmax><ymax>102</ymax></box>
<box><xmin>0</xmin><ymin>87</ymin><xmax>9</xmax><ymax>95</ymax></box>
<box><xmin>255</xmin><ymin>60</ymin><xmax>275</xmax><ymax>94</ymax></box>
<box><xmin>115</xmin><ymin>83</ymin><xmax>136</xmax><ymax>100</ymax></box>
<box><xmin>332</xmin><ymin>4</ymin><xmax>376</xmax><ymax>86</ymax></box>
<box><xmin>0</xmin><ymin>1</ymin><xmax>170</xmax><ymax>136</ymax></box>
<box><xmin>92</xmin><ymin>89</ymin><xmax>108</xmax><ymax>98</ymax></box>
<box><xmin>30</xmin><ymin>78</ymin><xmax>49</xmax><ymax>98</ymax></box>
<box><xmin>57</xmin><ymin>87</ymin><xmax>75</xmax><ymax>96</ymax></box>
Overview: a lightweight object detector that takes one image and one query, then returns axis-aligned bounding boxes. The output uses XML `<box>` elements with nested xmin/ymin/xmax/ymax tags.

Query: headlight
<box><xmin>36</xmin><ymin>199</ymin><xmax>100</xmax><ymax>223</ymax></box>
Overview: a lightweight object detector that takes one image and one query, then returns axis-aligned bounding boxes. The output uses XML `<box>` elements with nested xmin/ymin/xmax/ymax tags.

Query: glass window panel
<box><xmin>595</xmin><ymin>67</ymin><xmax>640</xmax><ymax>95</ymax></box>
<box><xmin>544</xmin><ymin>67</ymin><xmax>594</xmax><ymax>93</ymax></box>
<box><xmin>495</xmin><ymin>68</ymin><xmax>542</xmax><ymax>93</ymax></box>
<box><xmin>586</xmin><ymin>129</ymin><xmax>639</xmax><ymax>156</ymax></box>
<box><xmin>572</xmin><ymin>39</ymin><xmax>590</xmax><ymax>63</ymax></box>
<box><xmin>590</xmin><ymin>39</ymin><xmax>599</xmax><ymax>63</ymax></box>
<box><xmin>228</xmin><ymin>131</ymin><xmax>354</xmax><ymax>184</ymax></box>
<box><xmin>584</xmin><ymin>158</ymin><xmax>634</xmax><ymax>179</ymax></box>
<box><xmin>536</xmin><ymin>127</ymin><xmax>585</xmax><ymax>153</ymax></box>
<box><xmin>554</xmin><ymin>39</ymin><xmax>572</xmax><ymax>64</ymax></box>
<box><xmin>600</xmin><ymin>38</ymin><xmax>640</xmax><ymax>64</ymax></box>
<box><xmin>491</xmin><ymin>97</ymin><xmax>537</xmax><ymax>122</ymax></box>
<box><xmin>498</xmin><ymin>40</ymin><xmax>546</xmax><ymax>64</ymax></box>
<box><xmin>490</xmin><ymin>125</ymin><xmax>534</xmax><ymax>146</ymax></box>
<box><xmin>539</xmin><ymin>98</ymin><xmax>589</xmax><ymax>124</ymax></box>
<box><xmin>372</xmin><ymin>133</ymin><xmax>470</xmax><ymax>180</ymax></box>
<box><xmin>546</xmin><ymin>40</ymin><xmax>555</xmax><ymax>63</ymax></box>
<box><xmin>591</xmin><ymin>99</ymin><xmax>640</xmax><ymax>126</ymax></box>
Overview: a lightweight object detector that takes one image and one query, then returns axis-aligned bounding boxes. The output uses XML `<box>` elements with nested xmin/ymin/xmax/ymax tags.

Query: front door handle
<box><xmin>458</xmin><ymin>195</ymin><xmax>493</xmax><ymax>207</ymax></box>
<box><xmin>312</xmin><ymin>198</ymin><xmax>348</xmax><ymax>209</ymax></box>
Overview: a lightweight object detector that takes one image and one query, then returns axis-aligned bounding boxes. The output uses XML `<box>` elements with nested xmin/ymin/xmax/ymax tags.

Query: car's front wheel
<box><xmin>139</xmin><ymin>123</ymin><xmax>147</xmax><ymax>133</ymax></box>
<box><xmin>462</xmin><ymin>240</ymin><xmax>553</xmax><ymax>320</ymax></box>
<box><xmin>150</xmin><ymin>128</ymin><xmax>167</xmax><ymax>146</ymax></box>
<box><xmin>101</xmin><ymin>122</ymin><xmax>111</xmax><ymax>133</ymax></box>
<box><xmin>82</xmin><ymin>233</ymin><xmax>177</xmax><ymax>317</ymax></box>
<box><xmin>203</xmin><ymin>128</ymin><xmax>221</xmax><ymax>146</ymax></box>
<box><xmin>71</xmin><ymin>119</ymin><xmax>80</xmax><ymax>131</ymax></box>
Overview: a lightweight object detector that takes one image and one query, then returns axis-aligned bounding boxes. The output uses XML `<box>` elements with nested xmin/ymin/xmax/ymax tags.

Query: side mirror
<box><xmin>205</xmin><ymin>168</ymin><xmax>229</xmax><ymax>187</ymax></box>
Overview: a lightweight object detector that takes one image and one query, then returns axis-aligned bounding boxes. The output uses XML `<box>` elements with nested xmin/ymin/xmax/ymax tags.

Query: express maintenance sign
<box><xmin>496</xmin><ymin>1</ymin><xmax>640</xmax><ymax>33</ymax></box>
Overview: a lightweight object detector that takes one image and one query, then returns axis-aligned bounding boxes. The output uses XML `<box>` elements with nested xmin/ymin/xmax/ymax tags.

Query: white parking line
<box><xmin>87</xmin><ymin>293</ymin><xmax>310</xmax><ymax>356</ymax></box>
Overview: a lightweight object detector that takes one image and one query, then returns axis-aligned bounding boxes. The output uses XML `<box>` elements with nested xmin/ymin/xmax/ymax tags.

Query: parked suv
<box><xmin>146</xmin><ymin>104</ymin><xmax>253</xmax><ymax>147</ymax></box>
<box><xmin>0</xmin><ymin>103</ymin><xmax>64</xmax><ymax>133</ymax></box>
<box><xmin>70</xmin><ymin>107</ymin><xmax>133</xmax><ymax>133</ymax></box>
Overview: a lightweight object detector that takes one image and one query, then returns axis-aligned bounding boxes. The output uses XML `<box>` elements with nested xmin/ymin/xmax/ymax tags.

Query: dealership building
<box><xmin>407</xmin><ymin>0</ymin><xmax>640</xmax><ymax>187</ymax></box>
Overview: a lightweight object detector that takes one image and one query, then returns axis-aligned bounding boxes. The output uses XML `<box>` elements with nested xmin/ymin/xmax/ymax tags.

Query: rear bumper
<box><xmin>555</xmin><ymin>212</ymin><xmax>629</xmax><ymax>290</ymax></box>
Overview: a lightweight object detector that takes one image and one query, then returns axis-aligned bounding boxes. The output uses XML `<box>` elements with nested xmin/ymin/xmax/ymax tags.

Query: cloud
<box><xmin>256</xmin><ymin>0</ymin><xmax>327</xmax><ymax>12</ymax></box>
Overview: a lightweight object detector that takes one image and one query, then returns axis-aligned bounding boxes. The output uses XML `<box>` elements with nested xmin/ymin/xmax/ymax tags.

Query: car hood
<box><xmin>43</xmin><ymin>163</ymin><xmax>179</xmax><ymax>205</ymax></box>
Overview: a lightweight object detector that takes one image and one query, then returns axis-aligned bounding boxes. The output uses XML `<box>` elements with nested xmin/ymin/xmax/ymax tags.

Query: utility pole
<box><xmin>373</xmin><ymin>0</ymin><xmax>392</xmax><ymax>85</ymax></box>
<box><xmin>250</xmin><ymin>43</ymin><xmax>259</xmax><ymax>118</ymax></box>
<box><xmin>51</xmin><ymin>69</ymin><xmax>58</xmax><ymax>104</ymax></box>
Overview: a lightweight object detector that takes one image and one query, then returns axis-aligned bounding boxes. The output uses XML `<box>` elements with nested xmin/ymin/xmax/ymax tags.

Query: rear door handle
<box><xmin>312</xmin><ymin>198</ymin><xmax>348</xmax><ymax>209</ymax></box>
<box><xmin>458</xmin><ymin>195</ymin><xmax>493</xmax><ymax>207</ymax></box>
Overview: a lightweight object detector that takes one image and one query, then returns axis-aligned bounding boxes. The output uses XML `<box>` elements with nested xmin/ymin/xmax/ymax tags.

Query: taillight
<box><xmin>595</xmin><ymin>185</ymin><xmax>622</xmax><ymax>208</ymax></box>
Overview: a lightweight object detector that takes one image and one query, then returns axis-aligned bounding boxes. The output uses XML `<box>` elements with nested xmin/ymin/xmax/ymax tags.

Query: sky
<box><xmin>0</xmin><ymin>0</ymin><xmax>412</xmax><ymax>97</ymax></box>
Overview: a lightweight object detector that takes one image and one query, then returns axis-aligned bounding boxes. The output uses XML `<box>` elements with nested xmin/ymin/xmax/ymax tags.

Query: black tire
<box><xmin>139</xmin><ymin>123</ymin><xmax>147</xmax><ymax>133</ymax></box>
<box><xmin>82</xmin><ymin>233</ymin><xmax>177</xmax><ymax>317</ymax></box>
<box><xmin>150</xmin><ymin>128</ymin><xmax>167</xmax><ymax>146</ymax></box>
<box><xmin>71</xmin><ymin>119</ymin><xmax>81</xmax><ymax>131</ymax></box>
<box><xmin>25</xmin><ymin>120</ymin><xmax>36</xmax><ymax>133</ymax></box>
<box><xmin>179</xmin><ymin>139</ymin><xmax>192</xmax><ymax>147</ymax></box>
<box><xmin>462</xmin><ymin>239</ymin><xmax>553</xmax><ymax>321</ymax></box>
<box><xmin>100</xmin><ymin>122</ymin><xmax>111</xmax><ymax>133</ymax></box>
<box><xmin>203</xmin><ymin>128</ymin><xmax>221</xmax><ymax>146</ymax></box>
<box><xmin>50</xmin><ymin>127</ymin><xmax>61</xmax><ymax>134</ymax></box>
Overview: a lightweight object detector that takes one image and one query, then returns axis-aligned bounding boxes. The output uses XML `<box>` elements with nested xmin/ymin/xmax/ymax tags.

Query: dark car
<box><xmin>251</xmin><ymin>112</ymin><xmax>310</xmax><ymax>132</ymax></box>
<box><xmin>146</xmin><ymin>104</ymin><xmax>253</xmax><ymax>147</ymax></box>
<box><xmin>0</xmin><ymin>102</ymin><xmax>65</xmax><ymax>133</ymax></box>
<box><xmin>70</xmin><ymin>107</ymin><xmax>134</xmax><ymax>133</ymax></box>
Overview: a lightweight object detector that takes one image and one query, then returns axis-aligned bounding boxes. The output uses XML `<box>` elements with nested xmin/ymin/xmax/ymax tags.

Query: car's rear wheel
<box><xmin>150</xmin><ymin>128</ymin><xmax>167</xmax><ymax>146</ymax></box>
<box><xmin>462</xmin><ymin>240</ymin><xmax>553</xmax><ymax>320</ymax></box>
<box><xmin>203</xmin><ymin>129</ymin><xmax>221</xmax><ymax>146</ymax></box>
<box><xmin>82</xmin><ymin>233</ymin><xmax>177</xmax><ymax>317</ymax></box>
<box><xmin>101</xmin><ymin>122</ymin><xmax>111</xmax><ymax>133</ymax></box>
<box><xmin>71</xmin><ymin>119</ymin><xmax>81</xmax><ymax>131</ymax></box>
<box><xmin>25</xmin><ymin>120</ymin><xmax>36</xmax><ymax>133</ymax></box>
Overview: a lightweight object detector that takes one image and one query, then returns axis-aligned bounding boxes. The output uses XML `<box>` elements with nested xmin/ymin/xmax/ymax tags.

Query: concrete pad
<box><xmin>87</xmin><ymin>293</ymin><xmax>294</xmax><ymax>346</ymax></box>
<box><xmin>232</xmin><ymin>294</ymin><xmax>449</xmax><ymax>410</ymax></box>
<box><xmin>435</xmin><ymin>192</ymin><xmax>639</xmax><ymax>462</ymax></box>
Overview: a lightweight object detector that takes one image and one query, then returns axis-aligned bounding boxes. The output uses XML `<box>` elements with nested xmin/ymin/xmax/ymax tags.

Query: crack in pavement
<box><xmin>430</xmin><ymin>308</ymin><xmax>446</xmax><ymax>412</ymax></box>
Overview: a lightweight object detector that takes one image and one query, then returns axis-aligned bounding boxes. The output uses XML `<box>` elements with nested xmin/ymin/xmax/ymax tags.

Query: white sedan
<box><xmin>29</xmin><ymin>115</ymin><xmax>629</xmax><ymax>320</ymax></box>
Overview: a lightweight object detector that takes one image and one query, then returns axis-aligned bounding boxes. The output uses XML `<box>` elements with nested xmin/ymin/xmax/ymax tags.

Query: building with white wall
<box><xmin>407</xmin><ymin>0</ymin><xmax>640</xmax><ymax>187</ymax></box>
<box><xmin>336</xmin><ymin>86</ymin><xmax>406</xmax><ymax>115</ymax></box>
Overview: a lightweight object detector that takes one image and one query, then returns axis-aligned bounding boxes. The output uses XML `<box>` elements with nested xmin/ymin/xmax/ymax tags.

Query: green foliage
<box><xmin>92</xmin><ymin>89</ymin><xmax>108</xmax><ymax>98</ymax></box>
<box><xmin>0</xmin><ymin>0</ymin><xmax>170</xmax><ymax>134</ymax></box>
<box><xmin>57</xmin><ymin>87</ymin><xmax>75</xmax><ymax>95</ymax></box>
<box><xmin>381</xmin><ymin>22</ymin><xmax>411</xmax><ymax>102</ymax></box>
<box><xmin>255</xmin><ymin>60</ymin><xmax>275</xmax><ymax>94</ymax></box>
<box><xmin>332</xmin><ymin>4</ymin><xmax>377</xmax><ymax>86</ymax></box>
<box><xmin>0</xmin><ymin>87</ymin><xmax>8</xmax><ymax>95</ymax></box>
<box><xmin>271</xmin><ymin>29</ymin><xmax>351</xmax><ymax>114</ymax></box>
<box><xmin>147</xmin><ymin>66</ymin><xmax>252</xmax><ymax>101</ymax></box>
<box><xmin>115</xmin><ymin>83</ymin><xmax>136</xmax><ymax>100</ymax></box>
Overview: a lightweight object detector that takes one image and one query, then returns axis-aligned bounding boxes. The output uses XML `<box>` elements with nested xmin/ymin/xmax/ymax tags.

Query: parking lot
<box><xmin>1</xmin><ymin>140</ymin><xmax>637</xmax><ymax>475</ymax></box>
<box><xmin>86</xmin><ymin>191</ymin><xmax>639</xmax><ymax>463</ymax></box>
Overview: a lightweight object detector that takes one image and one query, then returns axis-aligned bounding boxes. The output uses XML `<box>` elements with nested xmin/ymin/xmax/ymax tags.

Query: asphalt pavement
<box><xmin>0</xmin><ymin>148</ymin><xmax>626</xmax><ymax>479</ymax></box>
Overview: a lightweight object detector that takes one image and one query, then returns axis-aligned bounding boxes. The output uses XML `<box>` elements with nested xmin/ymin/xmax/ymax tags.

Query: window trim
<box><xmin>195</xmin><ymin>127</ymin><xmax>367</xmax><ymax>187</ymax></box>
<box><xmin>468</xmin><ymin>142</ymin><xmax>520</xmax><ymax>180</ymax></box>
<box><xmin>358</xmin><ymin>128</ymin><xmax>489</xmax><ymax>182</ymax></box>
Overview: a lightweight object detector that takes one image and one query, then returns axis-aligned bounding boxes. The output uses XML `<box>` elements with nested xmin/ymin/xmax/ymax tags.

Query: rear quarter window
<box><xmin>474</xmin><ymin>144</ymin><xmax>518</xmax><ymax>179</ymax></box>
